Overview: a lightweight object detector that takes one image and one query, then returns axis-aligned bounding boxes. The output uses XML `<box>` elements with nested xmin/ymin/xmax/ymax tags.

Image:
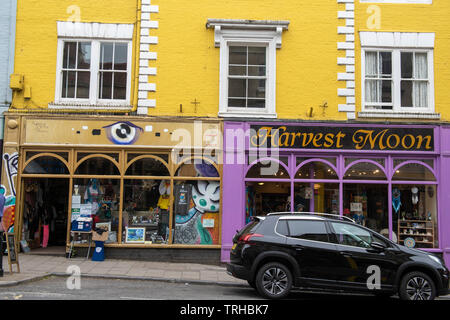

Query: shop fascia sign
<box><xmin>249</xmin><ymin>125</ymin><xmax>434</xmax><ymax>151</ymax></box>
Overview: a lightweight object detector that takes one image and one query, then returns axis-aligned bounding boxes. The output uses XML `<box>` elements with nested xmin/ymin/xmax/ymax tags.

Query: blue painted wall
<box><xmin>0</xmin><ymin>0</ymin><xmax>16</xmax><ymax>139</ymax></box>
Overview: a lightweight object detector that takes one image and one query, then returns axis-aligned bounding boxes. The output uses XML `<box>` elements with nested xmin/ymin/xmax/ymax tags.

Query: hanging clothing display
<box><xmin>174</xmin><ymin>183</ymin><xmax>192</xmax><ymax>216</ymax></box>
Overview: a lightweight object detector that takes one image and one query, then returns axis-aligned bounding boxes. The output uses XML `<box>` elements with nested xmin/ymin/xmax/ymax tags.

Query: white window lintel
<box><xmin>206</xmin><ymin>19</ymin><xmax>289</xmax><ymax>49</ymax></box>
<box><xmin>359</xmin><ymin>31</ymin><xmax>435</xmax><ymax>49</ymax></box>
<box><xmin>57</xmin><ymin>21</ymin><xmax>134</xmax><ymax>40</ymax></box>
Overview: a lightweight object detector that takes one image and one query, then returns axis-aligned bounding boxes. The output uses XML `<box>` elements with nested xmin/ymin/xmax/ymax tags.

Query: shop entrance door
<box><xmin>21</xmin><ymin>178</ymin><xmax>69</xmax><ymax>253</ymax></box>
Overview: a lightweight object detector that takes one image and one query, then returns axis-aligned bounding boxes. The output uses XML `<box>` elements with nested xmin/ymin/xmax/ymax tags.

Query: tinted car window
<box><xmin>233</xmin><ymin>219</ymin><xmax>261</xmax><ymax>242</ymax></box>
<box><xmin>287</xmin><ymin>220</ymin><xmax>329</xmax><ymax>242</ymax></box>
<box><xmin>331</xmin><ymin>222</ymin><xmax>373</xmax><ymax>248</ymax></box>
<box><xmin>276</xmin><ymin>219</ymin><xmax>289</xmax><ymax>236</ymax></box>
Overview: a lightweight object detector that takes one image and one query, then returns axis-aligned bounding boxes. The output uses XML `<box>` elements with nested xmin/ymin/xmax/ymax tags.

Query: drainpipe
<box><xmin>131</xmin><ymin>0</ymin><xmax>142</xmax><ymax>112</ymax></box>
<box><xmin>0</xmin><ymin>232</ymin><xmax>3</xmax><ymax>277</ymax></box>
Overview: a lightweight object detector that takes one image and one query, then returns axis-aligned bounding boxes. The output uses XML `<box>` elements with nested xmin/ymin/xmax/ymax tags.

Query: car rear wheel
<box><xmin>399</xmin><ymin>271</ymin><xmax>436</xmax><ymax>301</ymax></box>
<box><xmin>255</xmin><ymin>262</ymin><xmax>292</xmax><ymax>299</ymax></box>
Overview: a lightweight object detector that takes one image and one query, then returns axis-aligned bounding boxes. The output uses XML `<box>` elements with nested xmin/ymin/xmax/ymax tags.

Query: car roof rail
<box><xmin>267</xmin><ymin>211</ymin><xmax>355</xmax><ymax>223</ymax></box>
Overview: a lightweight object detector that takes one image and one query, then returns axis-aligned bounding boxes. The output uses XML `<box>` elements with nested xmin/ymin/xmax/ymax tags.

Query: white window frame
<box><xmin>52</xmin><ymin>22</ymin><xmax>133</xmax><ymax>110</ymax></box>
<box><xmin>359</xmin><ymin>32</ymin><xmax>437</xmax><ymax>118</ymax></box>
<box><xmin>207</xmin><ymin>19</ymin><xmax>289</xmax><ymax>118</ymax></box>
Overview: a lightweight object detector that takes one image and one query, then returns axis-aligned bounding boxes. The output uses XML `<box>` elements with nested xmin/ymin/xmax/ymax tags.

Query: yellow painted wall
<box><xmin>12</xmin><ymin>1</ymin><xmax>450</xmax><ymax>121</ymax></box>
<box><xmin>355</xmin><ymin>1</ymin><xmax>450</xmax><ymax>121</ymax></box>
<box><xmin>12</xmin><ymin>0</ymin><xmax>138</xmax><ymax>111</ymax></box>
<box><xmin>149</xmin><ymin>0</ymin><xmax>345</xmax><ymax>120</ymax></box>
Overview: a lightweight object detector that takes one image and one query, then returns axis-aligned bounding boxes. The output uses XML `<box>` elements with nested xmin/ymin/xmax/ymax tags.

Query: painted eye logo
<box><xmin>103</xmin><ymin>121</ymin><xmax>143</xmax><ymax>145</ymax></box>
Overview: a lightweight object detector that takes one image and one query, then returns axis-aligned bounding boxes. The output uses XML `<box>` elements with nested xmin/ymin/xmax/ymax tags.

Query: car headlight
<box><xmin>428</xmin><ymin>254</ymin><xmax>443</xmax><ymax>265</ymax></box>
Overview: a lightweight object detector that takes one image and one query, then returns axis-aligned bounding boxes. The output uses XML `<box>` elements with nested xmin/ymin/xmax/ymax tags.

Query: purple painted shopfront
<box><xmin>221</xmin><ymin>121</ymin><xmax>450</xmax><ymax>268</ymax></box>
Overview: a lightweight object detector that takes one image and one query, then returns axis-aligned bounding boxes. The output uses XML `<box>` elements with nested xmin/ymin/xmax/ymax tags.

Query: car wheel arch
<box><xmin>395</xmin><ymin>262</ymin><xmax>442</xmax><ymax>292</ymax></box>
<box><xmin>250</xmin><ymin>251</ymin><xmax>301</xmax><ymax>283</ymax></box>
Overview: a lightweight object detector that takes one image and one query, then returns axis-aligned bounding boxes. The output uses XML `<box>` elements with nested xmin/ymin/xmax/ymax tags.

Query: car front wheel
<box><xmin>399</xmin><ymin>271</ymin><xmax>436</xmax><ymax>301</ymax></box>
<box><xmin>255</xmin><ymin>262</ymin><xmax>293</xmax><ymax>299</ymax></box>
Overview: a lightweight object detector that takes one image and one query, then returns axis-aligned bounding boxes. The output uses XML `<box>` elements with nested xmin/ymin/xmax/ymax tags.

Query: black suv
<box><xmin>227</xmin><ymin>213</ymin><xmax>449</xmax><ymax>300</ymax></box>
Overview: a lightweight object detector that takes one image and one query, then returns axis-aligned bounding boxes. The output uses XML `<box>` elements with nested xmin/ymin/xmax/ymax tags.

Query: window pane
<box><xmin>24</xmin><ymin>156</ymin><xmax>69</xmax><ymax>174</ymax></box>
<box><xmin>248</xmin><ymin>47</ymin><xmax>266</xmax><ymax>65</ymax></box>
<box><xmin>126</xmin><ymin>157</ymin><xmax>169</xmax><ymax>176</ymax></box>
<box><xmin>394</xmin><ymin>185</ymin><xmax>438</xmax><ymax>248</ymax></box>
<box><xmin>77</xmin><ymin>42</ymin><xmax>91</xmax><ymax>69</ymax></box>
<box><xmin>331</xmin><ymin>222</ymin><xmax>373</xmax><ymax>248</ymax></box>
<box><xmin>62</xmin><ymin>71</ymin><xmax>76</xmax><ymax>98</ymax></box>
<box><xmin>393</xmin><ymin>163</ymin><xmax>436</xmax><ymax>181</ymax></box>
<box><xmin>63</xmin><ymin>42</ymin><xmax>77</xmax><ymax>69</ymax></box>
<box><xmin>414</xmin><ymin>53</ymin><xmax>428</xmax><ymax>79</ymax></box>
<box><xmin>344</xmin><ymin>162</ymin><xmax>386</xmax><ymax>180</ymax></box>
<box><xmin>113</xmin><ymin>72</ymin><xmax>127</xmax><ymax>100</ymax></box>
<box><xmin>100</xmin><ymin>43</ymin><xmax>114</xmax><ymax>70</ymax></box>
<box><xmin>246</xmin><ymin>181</ymin><xmax>291</xmax><ymax>216</ymax></box>
<box><xmin>246</xmin><ymin>161</ymin><xmax>289</xmax><ymax>178</ymax></box>
<box><xmin>75</xmin><ymin>157</ymin><xmax>120</xmax><ymax>175</ymax></box>
<box><xmin>381</xmin><ymin>80</ymin><xmax>392</xmax><ymax>103</ymax></box>
<box><xmin>175</xmin><ymin>161</ymin><xmax>219</xmax><ymax>177</ymax></box>
<box><xmin>414</xmin><ymin>81</ymin><xmax>428</xmax><ymax>108</ymax></box>
<box><xmin>247</xmin><ymin>99</ymin><xmax>265</xmax><ymax>108</ymax></box>
<box><xmin>365</xmin><ymin>52</ymin><xmax>378</xmax><ymax>77</ymax></box>
<box><xmin>76</xmin><ymin>71</ymin><xmax>90</xmax><ymax>99</ymax></box>
<box><xmin>73</xmin><ymin>178</ymin><xmax>120</xmax><ymax>243</ymax></box>
<box><xmin>228</xmin><ymin>99</ymin><xmax>246</xmax><ymax>108</ymax></box>
<box><xmin>229</xmin><ymin>46</ymin><xmax>246</xmax><ymax>65</ymax></box>
<box><xmin>247</xmin><ymin>79</ymin><xmax>265</xmax><ymax>98</ymax></box>
<box><xmin>343</xmin><ymin>184</ymin><xmax>388</xmax><ymax>234</ymax></box>
<box><xmin>100</xmin><ymin>72</ymin><xmax>112</xmax><ymax>99</ymax></box>
<box><xmin>296</xmin><ymin>162</ymin><xmax>338</xmax><ymax>179</ymax></box>
<box><xmin>123</xmin><ymin>179</ymin><xmax>169</xmax><ymax>244</ymax></box>
<box><xmin>401</xmin><ymin>52</ymin><xmax>413</xmax><ymax>78</ymax></box>
<box><xmin>229</xmin><ymin>66</ymin><xmax>246</xmax><ymax>76</ymax></box>
<box><xmin>173</xmin><ymin>180</ymin><xmax>220</xmax><ymax>245</ymax></box>
<box><xmin>114</xmin><ymin>43</ymin><xmax>128</xmax><ymax>70</ymax></box>
<box><xmin>365</xmin><ymin>79</ymin><xmax>379</xmax><ymax>102</ymax></box>
<box><xmin>287</xmin><ymin>220</ymin><xmax>329</xmax><ymax>242</ymax></box>
<box><xmin>228</xmin><ymin>79</ymin><xmax>246</xmax><ymax>98</ymax></box>
<box><xmin>248</xmin><ymin>66</ymin><xmax>266</xmax><ymax>77</ymax></box>
<box><xmin>401</xmin><ymin>81</ymin><xmax>413</xmax><ymax>107</ymax></box>
<box><xmin>380</xmin><ymin>52</ymin><xmax>392</xmax><ymax>76</ymax></box>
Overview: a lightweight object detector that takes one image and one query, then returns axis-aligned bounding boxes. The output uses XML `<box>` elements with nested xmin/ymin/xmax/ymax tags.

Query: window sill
<box><xmin>49</xmin><ymin>102</ymin><xmax>133</xmax><ymax>111</ymax></box>
<box><xmin>218</xmin><ymin>110</ymin><xmax>277</xmax><ymax>119</ymax></box>
<box><xmin>358</xmin><ymin>111</ymin><xmax>440</xmax><ymax>120</ymax></box>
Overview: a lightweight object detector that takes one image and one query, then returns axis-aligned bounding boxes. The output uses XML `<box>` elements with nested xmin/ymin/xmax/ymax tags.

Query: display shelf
<box><xmin>397</xmin><ymin>219</ymin><xmax>434</xmax><ymax>248</ymax></box>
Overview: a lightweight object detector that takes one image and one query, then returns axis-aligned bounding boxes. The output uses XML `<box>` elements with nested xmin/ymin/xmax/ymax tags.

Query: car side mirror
<box><xmin>370</xmin><ymin>241</ymin><xmax>387</xmax><ymax>251</ymax></box>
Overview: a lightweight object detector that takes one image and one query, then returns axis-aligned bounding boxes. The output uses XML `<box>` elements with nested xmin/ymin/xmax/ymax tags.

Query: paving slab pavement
<box><xmin>0</xmin><ymin>254</ymin><xmax>247</xmax><ymax>288</ymax></box>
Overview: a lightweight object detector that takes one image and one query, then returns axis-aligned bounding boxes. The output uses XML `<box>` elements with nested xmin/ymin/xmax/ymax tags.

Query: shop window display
<box><xmin>123</xmin><ymin>179</ymin><xmax>170</xmax><ymax>244</ymax></box>
<box><xmin>246</xmin><ymin>181</ymin><xmax>291</xmax><ymax>218</ymax></box>
<box><xmin>343</xmin><ymin>184</ymin><xmax>388</xmax><ymax>235</ymax></box>
<box><xmin>72</xmin><ymin>178</ymin><xmax>120</xmax><ymax>243</ymax></box>
<box><xmin>394</xmin><ymin>185</ymin><xmax>438</xmax><ymax>248</ymax></box>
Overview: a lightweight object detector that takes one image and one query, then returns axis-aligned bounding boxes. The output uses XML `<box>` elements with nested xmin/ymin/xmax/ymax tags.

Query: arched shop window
<box><xmin>294</xmin><ymin>160</ymin><xmax>339</xmax><ymax>215</ymax></box>
<box><xmin>24</xmin><ymin>155</ymin><xmax>69</xmax><ymax>175</ymax></box>
<box><xmin>392</xmin><ymin>162</ymin><xmax>436</xmax><ymax>181</ymax></box>
<box><xmin>122</xmin><ymin>155</ymin><xmax>172</xmax><ymax>245</ymax></box>
<box><xmin>246</xmin><ymin>159</ymin><xmax>290</xmax><ymax>179</ymax></box>
<box><xmin>392</xmin><ymin>163</ymin><xmax>438</xmax><ymax>249</ymax></box>
<box><xmin>125</xmin><ymin>156</ymin><xmax>170</xmax><ymax>176</ymax></box>
<box><xmin>73</xmin><ymin>156</ymin><xmax>121</xmax><ymax>243</ymax></box>
<box><xmin>343</xmin><ymin>161</ymin><xmax>388</xmax><ymax>238</ymax></box>
<box><xmin>75</xmin><ymin>156</ymin><xmax>120</xmax><ymax>175</ymax></box>
<box><xmin>295</xmin><ymin>160</ymin><xmax>338</xmax><ymax>179</ymax></box>
<box><xmin>172</xmin><ymin>157</ymin><xmax>221</xmax><ymax>245</ymax></box>
<box><xmin>344</xmin><ymin>161</ymin><xmax>387</xmax><ymax>180</ymax></box>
